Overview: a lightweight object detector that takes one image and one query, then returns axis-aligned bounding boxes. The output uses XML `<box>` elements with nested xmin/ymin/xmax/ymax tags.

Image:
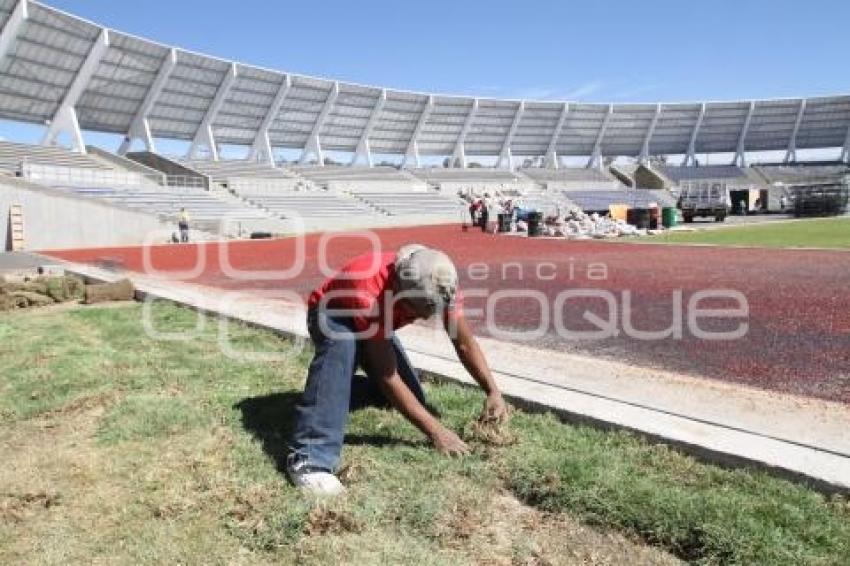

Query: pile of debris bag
<box><xmin>515</xmin><ymin>208</ymin><xmax>663</xmax><ymax>239</ymax></box>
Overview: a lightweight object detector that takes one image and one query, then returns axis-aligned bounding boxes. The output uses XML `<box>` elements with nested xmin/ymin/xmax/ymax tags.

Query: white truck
<box><xmin>677</xmin><ymin>183</ymin><xmax>729</xmax><ymax>223</ymax></box>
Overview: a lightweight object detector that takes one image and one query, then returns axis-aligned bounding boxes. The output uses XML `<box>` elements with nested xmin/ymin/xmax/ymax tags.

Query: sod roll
<box><xmin>84</xmin><ymin>279</ymin><xmax>136</xmax><ymax>304</ymax></box>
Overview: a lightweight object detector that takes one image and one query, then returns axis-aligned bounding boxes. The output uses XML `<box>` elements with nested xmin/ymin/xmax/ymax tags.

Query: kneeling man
<box><xmin>287</xmin><ymin>244</ymin><xmax>508</xmax><ymax>494</ymax></box>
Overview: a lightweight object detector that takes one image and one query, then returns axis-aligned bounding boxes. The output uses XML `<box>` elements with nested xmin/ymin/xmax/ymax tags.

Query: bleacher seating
<box><xmin>351</xmin><ymin>190</ymin><xmax>464</xmax><ymax>216</ymax></box>
<box><xmin>411</xmin><ymin>168</ymin><xmax>525</xmax><ymax>183</ymax></box>
<box><xmin>21</xmin><ymin>163</ymin><xmax>150</xmax><ymax>187</ymax></box>
<box><xmin>182</xmin><ymin>159</ymin><xmax>299</xmax><ymax>182</ymax></box>
<box><xmin>179</xmin><ymin>158</ymin><xmax>309</xmax><ymax>192</ymax></box>
<box><xmin>52</xmin><ymin>185</ymin><xmax>277</xmax><ymax>231</ymax></box>
<box><xmin>288</xmin><ymin>165</ymin><xmax>409</xmax><ymax>181</ymax></box>
<box><xmin>753</xmin><ymin>164</ymin><xmax>850</xmax><ymax>184</ymax></box>
<box><xmin>562</xmin><ymin>189</ymin><xmax>676</xmax><ymax>212</ymax></box>
<box><xmin>519</xmin><ymin>167</ymin><xmax>619</xmax><ymax>189</ymax></box>
<box><xmin>0</xmin><ymin>141</ymin><xmax>114</xmax><ymax>174</ymax></box>
<box><xmin>659</xmin><ymin>165</ymin><xmax>748</xmax><ymax>182</ymax></box>
<box><xmin>410</xmin><ymin>168</ymin><xmax>540</xmax><ymax>197</ymax></box>
<box><xmin>286</xmin><ymin>165</ymin><xmax>426</xmax><ymax>192</ymax></box>
<box><xmin>225</xmin><ymin>177</ymin><xmax>305</xmax><ymax>193</ymax></box>
<box><xmin>236</xmin><ymin>188</ymin><xmax>378</xmax><ymax>219</ymax></box>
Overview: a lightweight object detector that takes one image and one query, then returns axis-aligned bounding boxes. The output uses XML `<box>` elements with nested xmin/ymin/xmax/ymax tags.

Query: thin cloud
<box><xmin>608</xmin><ymin>83</ymin><xmax>660</xmax><ymax>101</ymax></box>
<box><xmin>471</xmin><ymin>81</ymin><xmax>605</xmax><ymax>102</ymax></box>
<box><xmin>559</xmin><ymin>81</ymin><xmax>604</xmax><ymax>100</ymax></box>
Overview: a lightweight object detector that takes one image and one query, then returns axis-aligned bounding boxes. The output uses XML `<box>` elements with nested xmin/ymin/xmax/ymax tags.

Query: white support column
<box><xmin>118</xmin><ymin>48</ymin><xmax>176</xmax><ymax>155</ymax></box>
<box><xmin>841</xmin><ymin>122</ymin><xmax>850</xmax><ymax>164</ymax></box>
<box><xmin>300</xmin><ymin>81</ymin><xmax>338</xmax><ymax>165</ymax></box>
<box><xmin>684</xmin><ymin>103</ymin><xmax>706</xmax><ymax>166</ymax></box>
<box><xmin>784</xmin><ymin>99</ymin><xmax>806</xmax><ymax>164</ymax></box>
<box><xmin>638</xmin><ymin>103</ymin><xmax>662</xmax><ymax>164</ymax></box>
<box><xmin>42</xmin><ymin>28</ymin><xmax>109</xmax><ymax>154</ymax></box>
<box><xmin>351</xmin><ymin>89</ymin><xmax>386</xmax><ymax>167</ymax></box>
<box><xmin>402</xmin><ymin>95</ymin><xmax>433</xmax><ymax>169</ymax></box>
<box><xmin>586</xmin><ymin>104</ymin><xmax>613</xmax><ymax>169</ymax></box>
<box><xmin>451</xmin><ymin>98</ymin><xmax>478</xmax><ymax>168</ymax></box>
<box><xmin>187</xmin><ymin>63</ymin><xmax>237</xmax><ymax>161</ymax></box>
<box><xmin>734</xmin><ymin>101</ymin><xmax>755</xmax><ymax>167</ymax></box>
<box><xmin>545</xmin><ymin>103</ymin><xmax>568</xmax><ymax>169</ymax></box>
<box><xmin>248</xmin><ymin>74</ymin><xmax>291</xmax><ymax>165</ymax></box>
<box><xmin>0</xmin><ymin>0</ymin><xmax>27</xmax><ymax>63</ymax></box>
<box><xmin>497</xmin><ymin>101</ymin><xmax>523</xmax><ymax>170</ymax></box>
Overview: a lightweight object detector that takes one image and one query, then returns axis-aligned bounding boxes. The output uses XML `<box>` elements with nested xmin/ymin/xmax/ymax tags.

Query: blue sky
<box><xmin>41</xmin><ymin>0</ymin><xmax>850</xmax><ymax>102</ymax></box>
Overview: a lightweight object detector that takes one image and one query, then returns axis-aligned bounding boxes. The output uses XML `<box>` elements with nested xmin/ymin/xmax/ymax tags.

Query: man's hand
<box><xmin>447</xmin><ymin>316</ymin><xmax>507</xmax><ymax>423</ymax></box>
<box><xmin>480</xmin><ymin>393</ymin><xmax>509</xmax><ymax>424</ymax></box>
<box><xmin>430</xmin><ymin>426</ymin><xmax>470</xmax><ymax>456</ymax></box>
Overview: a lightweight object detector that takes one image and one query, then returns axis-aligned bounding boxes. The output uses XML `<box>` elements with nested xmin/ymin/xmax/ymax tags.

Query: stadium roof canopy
<box><xmin>0</xmin><ymin>0</ymin><xmax>849</xmax><ymax>167</ymax></box>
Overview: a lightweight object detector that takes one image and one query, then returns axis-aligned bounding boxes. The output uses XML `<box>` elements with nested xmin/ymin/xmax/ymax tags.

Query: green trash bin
<box><xmin>662</xmin><ymin>207</ymin><xmax>678</xmax><ymax>228</ymax></box>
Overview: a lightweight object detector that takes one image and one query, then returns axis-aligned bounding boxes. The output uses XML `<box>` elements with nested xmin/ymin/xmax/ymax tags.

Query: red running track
<box><xmin>46</xmin><ymin>224</ymin><xmax>850</xmax><ymax>403</ymax></box>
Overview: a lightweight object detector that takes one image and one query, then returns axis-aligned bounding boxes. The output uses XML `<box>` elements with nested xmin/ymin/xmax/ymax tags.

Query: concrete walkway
<box><xmin>63</xmin><ymin>262</ymin><xmax>850</xmax><ymax>493</ymax></box>
<box><xmin>0</xmin><ymin>251</ymin><xmax>65</xmax><ymax>274</ymax></box>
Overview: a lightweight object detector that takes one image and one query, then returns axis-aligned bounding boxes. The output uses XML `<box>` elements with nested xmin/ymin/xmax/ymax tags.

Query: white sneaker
<box><xmin>286</xmin><ymin>457</ymin><xmax>345</xmax><ymax>496</ymax></box>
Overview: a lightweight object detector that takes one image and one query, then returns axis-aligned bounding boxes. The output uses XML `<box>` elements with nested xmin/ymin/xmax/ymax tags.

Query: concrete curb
<box><xmin>63</xmin><ymin>262</ymin><xmax>850</xmax><ymax>494</ymax></box>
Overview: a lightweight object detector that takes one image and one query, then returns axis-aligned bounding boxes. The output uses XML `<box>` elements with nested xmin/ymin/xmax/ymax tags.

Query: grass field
<box><xmin>656</xmin><ymin>217</ymin><xmax>850</xmax><ymax>249</ymax></box>
<box><xmin>1</xmin><ymin>302</ymin><xmax>848</xmax><ymax>565</ymax></box>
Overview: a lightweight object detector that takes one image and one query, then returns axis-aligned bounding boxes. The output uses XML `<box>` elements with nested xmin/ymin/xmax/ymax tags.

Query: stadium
<box><xmin>1</xmin><ymin>1</ymin><xmax>849</xmax><ymax>563</ymax></box>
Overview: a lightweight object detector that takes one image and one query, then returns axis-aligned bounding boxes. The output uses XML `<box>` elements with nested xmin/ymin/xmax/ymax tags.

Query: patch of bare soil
<box><xmin>305</xmin><ymin>505</ymin><xmax>361</xmax><ymax>537</ymax></box>
<box><xmin>0</xmin><ymin>395</ymin><xmax>115</xmax><ymax>562</ymax></box>
<box><xmin>336</xmin><ymin>454</ymin><xmax>377</xmax><ymax>484</ymax></box>
<box><xmin>43</xmin><ymin>391</ymin><xmax>120</xmax><ymax>418</ymax></box>
<box><xmin>0</xmin><ymin>491</ymin><xmax>61</xmax><ymax>524</ymax></box>
<box><xmin>442</xmin><ymin>492</ymin><xmax>680</xmax><ymax>566</ymax></box>
<box><xmin>0</xmin><ymin>391</ymin><xmax>252</xmax><ymax>563</ymax></box>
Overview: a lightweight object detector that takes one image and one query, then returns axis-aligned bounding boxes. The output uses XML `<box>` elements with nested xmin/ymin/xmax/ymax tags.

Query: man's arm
<box><xmin>445</xmin><ymin>315</ymin><xmax>509</xmax><ymax>422</ymax></box>
<box><xmin>361</xmin><ymin>338</ymin><xmax>469</xmax><ymax>455</ymax></box>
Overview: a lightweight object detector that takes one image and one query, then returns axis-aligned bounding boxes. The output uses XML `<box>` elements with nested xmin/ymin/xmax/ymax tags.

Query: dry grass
<box><xmin>3</xmin><ymin>302</ymin><xmax>846</xmax><ymax>564</ymax></box>
<box><xmin>0</xmin><ymin>302</ymin><xmax>678</xmax><ymax>565</ymax></box>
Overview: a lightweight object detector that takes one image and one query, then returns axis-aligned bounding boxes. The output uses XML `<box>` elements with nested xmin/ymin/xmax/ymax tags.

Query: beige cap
<box><xmin>395</xmin><ymin>244</ymin><xmax>458</xmax><ymax>316</ymax></box>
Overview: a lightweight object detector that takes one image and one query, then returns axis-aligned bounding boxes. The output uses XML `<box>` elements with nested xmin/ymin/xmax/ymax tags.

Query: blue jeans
<box><xmin>288</xmin><ymin>308</ymin><xmax>427</xmax><ymax>472</ymax></box>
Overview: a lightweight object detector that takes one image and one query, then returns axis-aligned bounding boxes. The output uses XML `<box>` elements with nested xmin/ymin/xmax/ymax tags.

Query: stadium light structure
<box><xmin>0</xmin><ymin>0</ymin><xmax>849</xmax><ymax>166</ymax></box>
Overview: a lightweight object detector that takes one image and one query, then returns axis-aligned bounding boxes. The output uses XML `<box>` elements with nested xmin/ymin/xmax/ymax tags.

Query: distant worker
<box><xmin>481</xmin><ymin>193</ymin><xmax>491</xmax><ymax>232</ymax></box>
<box><xmin>468</xmin><ymin>198</ymin><xmax>480</xmax><ymax>228</ymax></box>
<box><xmin>178</xmin><ymin>207</ymin><xmax>191</xmax><ymax>243</ymax></box>
<box><xmin>286</xmin><ymin>244</ymin><xmax>508</xmax><ymax>495</ymax></box>
<box><xmin>780</xmin><ymin>194</ymin><xmax>788</xmax><ymax>212</ymax></box>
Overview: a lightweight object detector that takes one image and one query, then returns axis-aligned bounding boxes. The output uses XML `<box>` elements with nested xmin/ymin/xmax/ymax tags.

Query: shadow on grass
<box><xmin>234</xmin><ymin>392</ymin><xmax>422</xmax><ymax>475</ymax></box>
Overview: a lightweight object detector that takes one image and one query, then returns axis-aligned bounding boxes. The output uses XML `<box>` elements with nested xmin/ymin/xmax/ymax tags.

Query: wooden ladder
<box><xmin>9</xmin><ymin>204</ymin><xmax>24</xmax><ymax>251</ymax></box>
